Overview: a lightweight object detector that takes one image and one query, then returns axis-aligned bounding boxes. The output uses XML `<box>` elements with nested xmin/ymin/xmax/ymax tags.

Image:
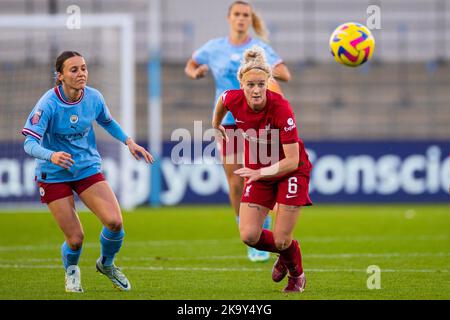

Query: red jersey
<box><xmin>222</xmin><ymin>89</ymin><xmax>312</xmax><ymax>179</ymax></box>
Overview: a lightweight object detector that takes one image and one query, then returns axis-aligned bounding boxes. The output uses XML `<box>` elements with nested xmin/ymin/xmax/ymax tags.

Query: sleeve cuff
<box><xmin>22</xmin><ymin>128</ymin><xmax>42</xmax><ymax>140</ymax></box>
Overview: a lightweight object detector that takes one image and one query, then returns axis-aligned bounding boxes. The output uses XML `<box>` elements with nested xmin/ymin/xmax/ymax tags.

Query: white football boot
<box><xmin>65</xmin><ymin>265</ymin><xmax>83</xmax><ymax>293</ymax></box>
<box><xmin>96</xmin><ymin>258</ymin><xmax>131</xmax><ymax>291</ymax></box>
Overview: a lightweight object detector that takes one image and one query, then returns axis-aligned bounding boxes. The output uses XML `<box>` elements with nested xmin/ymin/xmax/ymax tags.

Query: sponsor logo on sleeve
<box><xmin>30</xmin><ymin>109</ymin><xmax>43</xmax><ymax>125</ymax></box>
<box><xmin>284</xmin><ymin>118</ymin><xmax>296</xmax><ymax>131</ymax></box>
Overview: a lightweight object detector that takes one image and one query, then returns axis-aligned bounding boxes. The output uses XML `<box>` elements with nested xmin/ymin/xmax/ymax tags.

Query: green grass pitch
<box><xmin>0</xmin><ymin>204</ymin><xmax>448</xmax><ymax>300</ymax></box>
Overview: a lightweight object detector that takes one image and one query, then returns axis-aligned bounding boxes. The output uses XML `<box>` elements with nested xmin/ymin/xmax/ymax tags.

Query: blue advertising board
<box><xmin>1</xmin><ymin>140</ymin><xmax>448</xmax><ymax>206</ymax></box>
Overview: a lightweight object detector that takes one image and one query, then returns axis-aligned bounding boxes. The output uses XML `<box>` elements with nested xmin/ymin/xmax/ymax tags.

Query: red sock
<box><xmin>253</xmin><ymin>229</ymin><xmax>280</xmax><ymax>253</ymax></box>
<box><xmin>280</xmin><ymin>240</ymin><xmax>303</xmax><ymax>277</ymax></box>
<box><xmin>253</xmin><ymin>231</ymin><xmax>304</xmax><ymax>276</ymax></box>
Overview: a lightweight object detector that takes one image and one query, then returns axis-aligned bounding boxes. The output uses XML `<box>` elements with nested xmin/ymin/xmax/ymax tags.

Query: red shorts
<box><xmin>37</xmin><ymin>173</ymin><xmax>105</xmax><ymax>204</ymax></box>
<box><xmin>241</xmin><ymin>172</ymin><xmax>313</xmax><ymax>210</ymax></box>
<box><xmin>217</xmin><ymin>125</ymin><xmax>245</xmax><ymax>164</ymax></box>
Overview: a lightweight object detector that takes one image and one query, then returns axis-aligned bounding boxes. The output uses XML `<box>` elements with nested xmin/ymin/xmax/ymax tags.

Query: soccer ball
<box><xmin>329</xmin><ymin>22</ymin><xmax>375</xmax><ymax>67</ymax></box>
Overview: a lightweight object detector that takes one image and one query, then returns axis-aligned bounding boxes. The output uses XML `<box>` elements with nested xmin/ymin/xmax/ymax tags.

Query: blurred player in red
<box><xmin>212</xmin><ymin>46</ymin><xmax>312</xmax><ymax>292</ymax></box>
<box><xmin>185</xmin><ymin>0</ymin><xmax>291</xmax><ymax>262</ymax></box>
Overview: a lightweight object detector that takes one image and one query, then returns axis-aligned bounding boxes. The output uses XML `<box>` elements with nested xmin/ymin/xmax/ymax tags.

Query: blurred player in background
<box><xmin>212</xmin><ymin>46</ymin><xmax>311</xmax><ymax>292</ymax></box>
<box><xmin>185</xmin><ymin>0</ymin><xmax>291</xmax><ymax>262</ymax></box>
<box><xmin>21</xmin><ymin>51</ymin><xmax>154</xmax><ymax>293</ymax></box>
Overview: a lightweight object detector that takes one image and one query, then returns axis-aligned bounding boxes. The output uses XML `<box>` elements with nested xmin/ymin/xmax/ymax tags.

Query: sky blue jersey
<box><xmin>22</xmin><ymin>85</ymin><xmax>127</xmax><ymax>183</ymax></box>
<box><xmin>193</xmin><ymin>37</ymin><xmax>282</xmax><ymax>125</ymax></box>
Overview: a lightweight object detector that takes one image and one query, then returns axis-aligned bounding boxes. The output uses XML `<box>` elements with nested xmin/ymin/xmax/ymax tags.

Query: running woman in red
<box><xmin>185</xmin><ymin>0</ymin><xmax>291</xmax><ymax>263</ymax></box>
<box><xmin>212</xmin><ymin>46</ymin><xmax>312</xmax><ymax>292</ymax></box>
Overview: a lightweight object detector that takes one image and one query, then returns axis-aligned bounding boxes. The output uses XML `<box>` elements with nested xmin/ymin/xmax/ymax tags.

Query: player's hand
<box><xmin>234</xmin><ymin>167</ymin><xmax>262</xmax><ymax>184</ymax></box>
<box><xmin>194</xmin><ymin>64</ymin><xmax>209</xmax><ymax>79</ymax></box>
<box><xmin>50</xmin><ymin>151</ymin><xmax>75</xmax><ymax>170</ymax></box>
<box><xmin>213</xmin><ymin>124</ymin><xmax>229</xmax><ymax>143</ymax></box>
<box><xmin>126</xmin><ymin>138</ymin><xmax>154</xmax><ymax>164</ymax></box>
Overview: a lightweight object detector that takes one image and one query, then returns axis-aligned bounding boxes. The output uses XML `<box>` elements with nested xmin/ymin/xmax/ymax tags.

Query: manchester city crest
<box><xmin>70</xmin><ymin>115</ymin><xmax>79</xmax><ymax>124</ymax></box>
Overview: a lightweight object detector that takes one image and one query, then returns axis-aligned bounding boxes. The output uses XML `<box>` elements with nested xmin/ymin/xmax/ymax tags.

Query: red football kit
<box><xmin>222</xmin><ymin>89</ymin><xmax>313</xmax><ymax>209</ymax></box>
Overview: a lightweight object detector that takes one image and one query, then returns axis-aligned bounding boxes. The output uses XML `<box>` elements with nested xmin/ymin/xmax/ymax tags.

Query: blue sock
<box><xmin>263</xmin><ymin>215</ymin><xmax>272</xmax><ymax>230</ymax></box>
<box><xmin>61</xmin><ymin>241</ymin><xmax>82</xmax><ymax>270</ymax></box>
<box><xmin>99</xmin><ymin>227</ymin><xmax>124</xmax><ymax>266</ymax></box>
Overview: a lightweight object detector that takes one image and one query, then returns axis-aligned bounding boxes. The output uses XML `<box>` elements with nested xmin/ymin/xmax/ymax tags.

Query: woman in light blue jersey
<box><xmin>185</xmin><ymin>1</ymin><xmax>291</xmax><ymax>262</ymax></box>
<box><xmin>22</xmin><ymin>51</ymin><xmax>154</xmax><ymax>293</ymax></box>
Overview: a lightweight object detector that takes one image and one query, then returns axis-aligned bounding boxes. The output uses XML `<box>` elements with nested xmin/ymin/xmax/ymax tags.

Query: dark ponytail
<box><xmin>55</xmin><ymin>51</ymin><xmax>82</xmax><ymax>85</ymax></box>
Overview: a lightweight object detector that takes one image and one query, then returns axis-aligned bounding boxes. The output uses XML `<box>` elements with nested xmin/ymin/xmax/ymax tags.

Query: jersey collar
<box><xmin>227</xmin><ymin>36</ymin><xmax>252</xmax><ymax>48</ymax></box>
<box><xmin>54</xmin><ymin>85</ymin><xmax>84</xmax><ymax>105</ymax></box>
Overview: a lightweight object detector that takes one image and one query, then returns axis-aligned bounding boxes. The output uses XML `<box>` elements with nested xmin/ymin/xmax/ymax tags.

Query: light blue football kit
<box><xmin>22</xmin><ymin>85</ymin><xmax>128</xmax><ymax>182</ymax></box>
<box><xmin>22</xmin><ymin>85</ymin><xmax>128</xmax><ymax>275</ymax></box>
<box><xmin>193</xmin><ymin>37</ymin><xmax>282</xmax><ymax>125</ymax></box>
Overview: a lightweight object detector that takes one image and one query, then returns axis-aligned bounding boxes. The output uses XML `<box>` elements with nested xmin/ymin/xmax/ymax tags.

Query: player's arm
<box><xmin>272</xmin><ymin>62</ymin><xmax>291</xmax><ymax>82</ymax></box>
<box><xmin>184</xmin><ymin>58</ymin><xmax>209</xmax><ymax>80</ymax></box>
<box><xmin>125</xmin><ymin>137</ymin><xmax>154</xmax><ymax>164</ymax></box>
<box><xmin>97</xmin><ymin>118</ymin><xmax>129</xmax><ymax>144</ymax></box>
<box><xmin>211</xmin><ymin>94</ymin><xmax>229</xmax><ymax>142</ymax></box>
<box><xmin>234</xmin><ymin>143</ymin><xmax>299</xmax><ymax>183</ymax></box>
<box><xmin>264</xmin><ymin>44</ymin><xmax>291</xmax><ymax>82</ymax></box>
<box><xmin>101</xmin><ymin>120</ymin><xmax>154</xmax><ymax>164</ymax></box>
<box><xmin>96</xmin><ymin>92</ymin><xmax>153</xmax><ymax>163</ymax></box>
<box><xmin>22</xmin><ymin>101</ymin><xmax>74</xmax><ymax>169</ymax></box>
<box><xmin>23</xmin><ymin>136</ymin><xmax>74</xmax><ymax>169</ymax></box>
<box><xmin>98</xmin><ymin>119</ymin><xmax>154</xmax><ymax>164</ymax></box>
<box><xmin>260</xmin><ymin>142</ymin><xmax>299</xmax><ymax>177</ymax></box>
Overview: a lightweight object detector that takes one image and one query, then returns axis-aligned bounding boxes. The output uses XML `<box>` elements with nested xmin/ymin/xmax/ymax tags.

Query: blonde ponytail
<box><xmin>237</xmin><ymin>45</ymin><xmax>271</xmax><ymax>82</ymax></box>
<box><xmin>251</xmin><ymin>11</ymin><xmax>269</xmax><ymax>43</ymax></box>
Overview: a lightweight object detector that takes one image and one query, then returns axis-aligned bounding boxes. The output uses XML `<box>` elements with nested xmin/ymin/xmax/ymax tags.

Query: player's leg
<box><xmin>220</xmin><ymin>129</ymin><xmax>260</xmax><ymax>260</ymax></box>
<box><xmin>240</xmin><ymin>181</ymin><xmax>305</xmax><ymax>291</ymax></box>
<box><xmin>272</xmin><ymin>204</ymin><xmax>305</xmax><ymax>292</ymax></box>
<box><xmin>223</xmin><ymin>162</ymin><xmax>272</xmax><ymax>262</ymax></box>
<box><xmin>239</xmin><ymin>201</ymin><xmax>290</xmax><ymax>258</ymax></box>
<box><xmin>47</xmin><ymin>194</ymin><xmax>84</xmax><ymax>293</ymax></box>
<box><xmin>76</xmin><ymin>176</ymin><xmax>130</xmax><ymax>291</ymax></box>
<box><xmin>220</xmin><ymin>129</ymin><xmax>272</xmax><ymax>262</ymax></box>
<box><xmin>238</xmin><ymin>202</ymin><xmax>271</xmax><ymax>248</ymax></box>
<box><xmin>270</xmin><ymin>174</ymin><xmax>312</xmax><ymax>292</ymax></box>
<box><xmin>239</xmin><ymin>181</ymin><xmax>280</xmax><ymax>253</ymax></box>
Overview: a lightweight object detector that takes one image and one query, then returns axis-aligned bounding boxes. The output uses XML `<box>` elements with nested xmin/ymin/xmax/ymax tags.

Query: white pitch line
<box><xmin>0</xmin><ymin>252</ymin><xmax>449</xmax><ymax>264</ymax></box>
<box><xmin>0</xmin><ymin>240</ymin><xmax>232</xmax><ymax>252</ymax></box>
<box><xmin>122</xmin><ymin>252</ymin><xmax>450</xmax><ymax>260</ymax></box>
<box><xmin>0</xmin><ymin>235</ymin><xmax>448</xmax><ymax>252</ymax></box>
<box><xmin>307</xmin><ymin>252</ymin><xmax>450</xmax><ymax>259</ymax></box>
<box><xmin>0</xmin><ymin>264</ymin><xmax>448</xmax><ymax>273</ymax></box>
